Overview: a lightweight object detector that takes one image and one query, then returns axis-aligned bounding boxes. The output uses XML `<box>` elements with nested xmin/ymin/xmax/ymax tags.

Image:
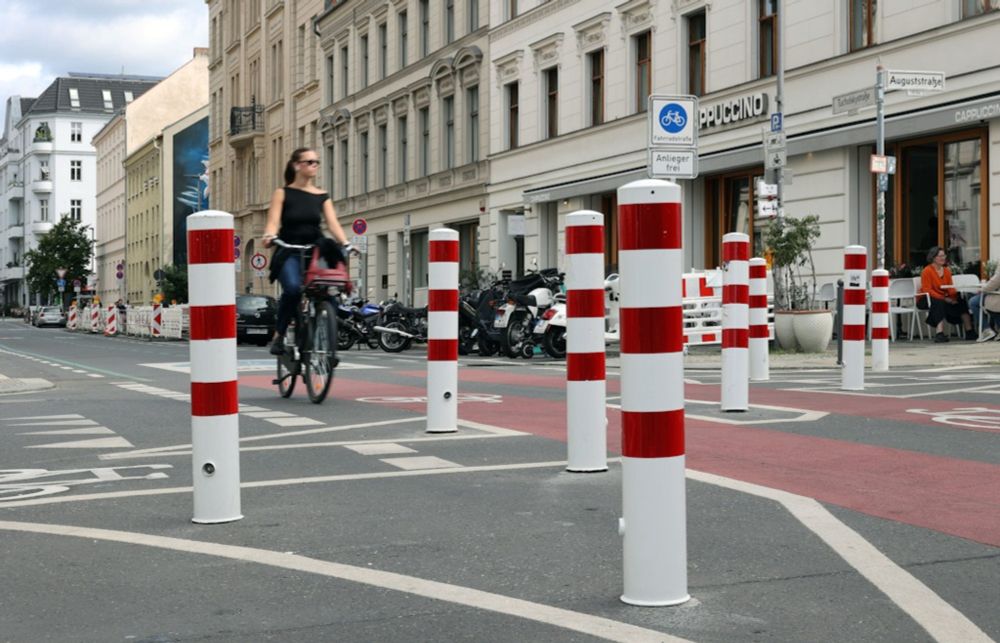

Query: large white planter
<box><xmin>792</xmin><ymin>310</ymin><xmax>834</xmax><ymax>353</ymax></box>
<box><xmin>774</xmin><ymin>311</ymin><xmax>798</xmax><ymax>351</ymax></box>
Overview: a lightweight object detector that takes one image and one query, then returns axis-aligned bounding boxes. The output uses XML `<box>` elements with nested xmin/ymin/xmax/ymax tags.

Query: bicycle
<box><xmin>269</xmin><ymin>238</ymin><xmax>352</xmax><ymax>403</ymax></box>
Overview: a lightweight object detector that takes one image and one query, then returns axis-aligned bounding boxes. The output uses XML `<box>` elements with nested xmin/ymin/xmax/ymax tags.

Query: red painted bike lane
<box><xmin>240</xmin><ymin>369</ymin><xmax>1000</xmax><ymax>547</ymax></box>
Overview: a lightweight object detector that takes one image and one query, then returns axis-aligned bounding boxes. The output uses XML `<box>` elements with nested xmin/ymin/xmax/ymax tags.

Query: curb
<box><xmin>0</xmin><ymin>376</ymin><xmax>54</xmax><ymax>395</ymax></box>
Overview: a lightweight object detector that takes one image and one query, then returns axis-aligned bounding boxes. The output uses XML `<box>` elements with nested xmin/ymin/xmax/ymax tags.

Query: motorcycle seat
<box><xmin>513</xmin><ymin>293</ymin><xmax>537</xmax><ymax>307</ymax></box>
<box><xmin>392</xmin><ymin>305</ymin><xmax>427</xmax><ymax>316</ymax></box>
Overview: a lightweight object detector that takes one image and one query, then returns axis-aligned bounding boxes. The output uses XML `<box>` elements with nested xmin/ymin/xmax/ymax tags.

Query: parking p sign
<box><xmin>649</xmin><ymin>96</ymin><xmax>697</xmax><ymax>147</ymax></box>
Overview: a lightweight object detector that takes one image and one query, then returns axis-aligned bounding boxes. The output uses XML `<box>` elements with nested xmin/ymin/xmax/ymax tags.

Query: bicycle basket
<box><xmin>304</xmin><ymin>247</ymin><xmax>352</xmax><ymax>295</ymax></box>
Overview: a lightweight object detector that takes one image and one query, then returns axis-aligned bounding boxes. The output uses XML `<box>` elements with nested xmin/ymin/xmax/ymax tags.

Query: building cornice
<box><xmin>489</xmin><ymin>0</ymin><xmax>581</xmax><ymax>43</ymax></box>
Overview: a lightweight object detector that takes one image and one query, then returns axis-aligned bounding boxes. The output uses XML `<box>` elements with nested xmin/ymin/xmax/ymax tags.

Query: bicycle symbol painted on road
<box><xmin>0</xmin><ymin>464</ymin><xmax>172</xmax><ymax>503</ymax></box>
<box><xmin>659</xmin><ymin>103</ymin><xmax>688</xmax><ymax>134</ymax></box>
<box><xmin>908</xmin><ymin>407</ymin><xmax>1000</xmax><ymax>431</ymax></box>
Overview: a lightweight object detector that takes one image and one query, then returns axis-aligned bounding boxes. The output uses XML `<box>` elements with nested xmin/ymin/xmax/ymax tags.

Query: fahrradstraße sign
<box><xmin>648</xmin><ymin>94</ymin><xmax>699</xmax><ymax>179</ymax></box>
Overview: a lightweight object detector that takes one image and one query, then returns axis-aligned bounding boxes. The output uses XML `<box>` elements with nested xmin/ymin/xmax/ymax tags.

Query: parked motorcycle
<box><xmin>494</xmin><ymin>268</ymin><xmax>563</xmax><ymax>358</ymax></box>
<box><xmin>458</xmin><ymin>283</ymin><xmax>507</xmax><ymax>357</ymax></box>
<box><xmin>374</xmin><ymin>300</ymin><xmax>428</xmax><ymax>352</ymax></box>
<box><xmin>336</xmin><ymin>297</ymin><xmax>382</xmax><ymax>350</ymax></box>
<box><xmin>533</xmin><ymin>291</ymin><xmax>567</xmax><ymax>358</ymax></box>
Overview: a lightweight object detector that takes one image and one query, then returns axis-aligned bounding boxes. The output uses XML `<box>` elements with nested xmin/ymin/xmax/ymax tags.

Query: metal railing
<box><xmin>230</xmin><ymin>102</ymin><xmax>264</xmax><ymax>137</ymax></box>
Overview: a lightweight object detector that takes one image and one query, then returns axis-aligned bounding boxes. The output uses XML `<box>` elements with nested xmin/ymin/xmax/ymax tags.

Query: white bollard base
<box><xmin>720</xmin><ymin>348</ymin><xmax>749</xmax><ymax>412</ymax></box>
<box><xmin>872</xmin><ymin>339</ymin><xmax>889</xmax><ymax>372</ymax></box>
<box><xmin>192</xmin><ymin>415</ymin><xmax>243</xmax><ymax>524</ymax></box>
<box><xmin>567</xmin><ymin>379</ymin><xmax>608</xmax><ymax>472</ymax></box>
<box><xmin>621</xmin><ymin>455</ymin><xmax>689</xmax><ymax>606</ymax></box>
<box><xmin>426</xmin><ymin>359</ymin><xmax>458</xmax><ymax>433</ymax></box>
<box><xmin>749</xmin><ymin>338</ymin><xmax>770</xmax><ymax>382</ymax></box>
<box><xmin>841</xmin><ymin>342</ymin><xmax>866</xmax><ymax>391</ymax></box>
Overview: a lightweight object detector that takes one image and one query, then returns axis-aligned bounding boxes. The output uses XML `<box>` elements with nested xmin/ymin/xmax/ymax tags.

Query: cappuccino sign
<box><xmin>699</xmin><ymin>92</ymin><xmax>769</xmax><ymax>129</ymax></box>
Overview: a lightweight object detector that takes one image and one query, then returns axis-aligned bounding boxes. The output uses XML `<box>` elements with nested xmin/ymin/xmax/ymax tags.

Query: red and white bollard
<box><xmin>721</xmin><ymin>232</ymin><xmax>749</xmax><ymax>411</ymax></box>
<box><xmin>151</xmin><ymin>303</ymin><xmax>162</xmax><ymax>338</ymax></box>
<box><xmin>427</xmin><ymin>228</ymin><xmax>459</xmax><ymax>434</ymax></box>
<box><xmin>617</xmin><ymin>179</ymin><xmax>688</xmax><ymax>607</ymax></box>
<box><xmin>565</xmin><ymin>210</ymin><xmax>607</xmax><ymax>472</ymax></box>
<box><xmin>748</xmin><ymin>258</ymin><xmax>770</xmax><ymax>381</ymax></box>
<box><xmin>871</xmin><ymin>269</ymin><xmax>889</xmax><ymax>372</ymax></box>
<box><xmin>67</xmin><ymin>306</ymin><xmax>77</xmax><ymax>331</ymax></box>
<box><xmin>842</xmin><ymin>245</ymin><xmax>868</xmax><ymax>391</ymax></box>
<box><xmin>187</xmin><ymin>211</ymin><xmax>242</xmax><ymax>524</ymax></box>
<box><xmin>90</xmin><ymin>304</ymin><xmax>100</xmax><ymax>333</ymax></box>
<box><xmin>104</xmin><ymin>305</ymin><xmax>117</xmax><ymax>336</ymax></box>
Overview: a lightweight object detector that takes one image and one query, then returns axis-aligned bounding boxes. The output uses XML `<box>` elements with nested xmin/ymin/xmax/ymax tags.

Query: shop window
<box><xmin>704</xmin><ymin>171</ymin><xmax>765</xmax><ymax>269</ymax></box>
<box><xmin>963</xmin><ymin>0</ymin><xmax>1000</xmax><ymax>18</ymax></box>
<box><xmin>850</xmin><ymin>0</ymin><xmax>876</xmax><ymax>51</ymax></box>
<box><xmin>411</xmin><ymin>229</ymin><xmax>429</xmax><ymax>289</ymax></box>
<box><xmin>596</xmin><ymin>192</ymin><xmax>618</xmax><ymax>275</ymax></box>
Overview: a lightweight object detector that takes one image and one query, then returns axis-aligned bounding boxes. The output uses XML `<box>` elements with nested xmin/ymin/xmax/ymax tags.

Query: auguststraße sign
<box><xmin>885</xmin><ymin>70</ymin><xmax>945</xmax><ymax>93</ymax></box>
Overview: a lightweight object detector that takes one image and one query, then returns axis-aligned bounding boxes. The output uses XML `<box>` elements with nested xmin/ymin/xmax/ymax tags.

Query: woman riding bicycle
<box><xmin>262</xmin><ymin>147</ymin><xmax>351</xmax><ymax>355</ymax></box>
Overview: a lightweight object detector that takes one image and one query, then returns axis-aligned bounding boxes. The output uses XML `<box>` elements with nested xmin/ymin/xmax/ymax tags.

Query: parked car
<box><xmin>236</xmin><ymin>294</ymin><xmax>277</xmax><ymax>345</ymax></box>
<box><xmin>35</xmin><ymin>306</ymin><xmax>67</xmax><ymax>328</ymax></box>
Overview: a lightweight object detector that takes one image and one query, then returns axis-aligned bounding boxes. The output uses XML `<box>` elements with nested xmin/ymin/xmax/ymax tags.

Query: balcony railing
<box><xmin>230</xmin><ymin>103</ymin><xmax>265</xmax><ymax>137</ymax></box>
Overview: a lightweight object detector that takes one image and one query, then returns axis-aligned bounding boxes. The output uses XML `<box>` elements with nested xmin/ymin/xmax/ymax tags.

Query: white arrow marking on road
<box><xmin>5</xmin><ymin>414</ymin><xmax>84</xmax><ymax>420</ymax></box>
<box><xmin>7</xmin><ymin>419</ymin><xmax>99</xmax><ymax>427</ymax></box>
<box><xmin>26</xmin><ymin>436</ymin><xmax>134</xmax><ymax>449</ymax></box>
<box><xmin>20</xmin><ymin>427</ymin><xmax>115</xmax><ymax>436</ymax></box>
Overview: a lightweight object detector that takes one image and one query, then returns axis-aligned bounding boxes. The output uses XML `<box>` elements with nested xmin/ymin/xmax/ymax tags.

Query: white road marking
<box><xmin>688</xmin><ymin>469</ymin><xmax>992</xmax><ymax>643</ymax></box>
<box><xmin>87</xmin><ymin>374</ymin><xmax>104</xmax><ymax>378</ymax></box>
<box><xmin>7</xmin><ymin>419</ymin><xmax>99</xmax><ymax>427</ymax></box>
<box><xmin>264</xmin><ymin>417</ymin><xmax>326</xmax><ymax>427</ymax></box>
<box><xmin>605</xmin><ymin>400</ymin><xmax>828</xmax><ymax>425</ymax></box>
<box><xmin>0</xmin><ymin>520</ymin><xmax>685</xmax><ymax>643</ymax></box>
<box><xmin>243</xmin><ymin>411</ymin><xmax>295</xmax><ymax>419</ymax></box>
<box><xmin>20</xmin><ymin>427</ymin><xmax>116</xmax><ymax>436</ymax></box>
<box><xmin>5</xmin><ymin>414</ymin><xmax>84</xmax><ymax>420</ymax></box>
<box><xmin>344</xmin><ymin>443</ymin><xmax>417</xmax><ymax>456</ymax></box>
<box><xmin>26</xmin><ymin>436</ymin><xmax>134</xmax><ymax>449</ymax></box>
<box><xmin>237</xmin><ymin>405</ymin><xmax>269</xmax><ymax>412</ymax></box>
<box><xmin>380</xmin><ymin>456</ymin><xmax>461</xmax><ymax>470</ymax></box>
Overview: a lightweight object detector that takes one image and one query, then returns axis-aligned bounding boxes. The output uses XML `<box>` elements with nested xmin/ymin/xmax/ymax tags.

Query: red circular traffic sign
<box><xmin>250</xmin><ymin>253</ymin><xmax>268</xmax><ymax>270</ymax></box>
<box><xmin>352</xmin><ymin>218</ymin><xmax>368</xmax><ymax>235</ymax></box>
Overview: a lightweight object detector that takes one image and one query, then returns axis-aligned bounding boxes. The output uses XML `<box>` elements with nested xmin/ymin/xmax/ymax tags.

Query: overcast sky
<box><xmin>1</xmin><ymin>0</ymin><xmax>208</xmax><ymax>125</ymax></box>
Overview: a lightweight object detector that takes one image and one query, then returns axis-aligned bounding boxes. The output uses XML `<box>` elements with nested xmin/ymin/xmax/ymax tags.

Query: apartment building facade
<box><xmin>316</xmin><ymin>0</ymin><xmax>489</xmax><ymax>305</ymax></box>
<box><xmin>487</xmin><ymin>0</ymin><xmax>1000</xmax><ymax>281</ymax></box>
<box><xmin>206</xmin><ymin>0</ymin><xmax>327</xmax><ymax>294</ymax></box>
<box><xmin>0</xmin><ymin>74</ymin><xmax>159</xmax><ymax>309</ymax></box>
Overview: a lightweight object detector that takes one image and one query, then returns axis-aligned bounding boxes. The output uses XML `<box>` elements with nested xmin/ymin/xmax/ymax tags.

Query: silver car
<box><xmin>35</xmin><ymin>306</ymin><xmax>66</xmax><ymax>327</ymax></box>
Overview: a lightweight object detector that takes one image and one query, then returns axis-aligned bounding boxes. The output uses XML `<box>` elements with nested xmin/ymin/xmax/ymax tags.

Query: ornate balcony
<box><xmin>229</xmin><ymin>102</ymin><xmax>265</xmax><ymax>147</ymax></box>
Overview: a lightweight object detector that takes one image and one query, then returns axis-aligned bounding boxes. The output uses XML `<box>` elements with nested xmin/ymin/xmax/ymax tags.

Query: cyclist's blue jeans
<box><xmin>276</xmin><ymin>254</ymin><xmax>302</xmax><ymax>336</ymax></box>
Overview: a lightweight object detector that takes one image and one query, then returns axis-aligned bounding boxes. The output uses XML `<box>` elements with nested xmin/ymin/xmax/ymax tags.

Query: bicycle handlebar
<box><xmin>269</xmin><ymin>238</ymin><xmax>314</xmax><ymax>251</ymax></box>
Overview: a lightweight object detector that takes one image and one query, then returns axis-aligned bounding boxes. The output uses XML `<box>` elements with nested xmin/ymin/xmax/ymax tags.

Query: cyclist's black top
<box><xmin>279</xmin><ymin>187</ymin><xmax>329</xmax><ymax>245</ymax></box>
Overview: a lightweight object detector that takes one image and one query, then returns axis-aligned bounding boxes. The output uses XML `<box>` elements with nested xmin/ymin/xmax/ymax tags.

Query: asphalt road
<box><xmin>0</xmin><ymin>319</ymin><xmax>998</xmax><ymax>643</ymax></box>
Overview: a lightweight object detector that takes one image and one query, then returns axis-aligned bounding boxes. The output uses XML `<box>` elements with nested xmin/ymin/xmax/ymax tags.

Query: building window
<box><xmin>326</xmin><ymin>54</ymin><xmax>335</xmax><ymax>103</ymax></box>
<box><xmin>271</xmin><ymin>39</ymin><xmax>285</xmax><ymax>101</ymax></box>
<box><xmin>963</xmin><ymin>0</ymin><xmax>999</xmax><ymax>18</ymax></box>
<box><xmin>505</xmin><ymin>0</ymin><xmax>518</xmax><ymax>20</ymax></box>
<box><xmin>71</xmin><ymin>160</ymin><xmax>82</xmax><ymax>181</ymax></box>
<box><xmin>69</xmin><ymin>88</ymin><xmax>80</xmax><ymax>109</ymax></box>
<box><xmin>71</xmin><ymin>122</ymin><xmax>82</xmax><ymax>143</ymax></box>
<box><xmin>634</xmin><ymin>30</ymin><xmax>651</xmax><ymax>112</ymax></box>
<box><xmin>420</xmin><ymin>0</ymin><xmax>430</xmax><ymax>56</ymax></box>
<box><xmin>340</xmin><ymin>138</ymin><xmax>349</xmax><ymax>197</ymax></box>
<box><xmin>378</xmin><ymin>124</ymin><xmax>388</xmax><ymax>188</ymax></box>
<box><xmin>399</xmin><ymin>11</ymin><xmax>409</xmax><ymax>68</ymax></box>
<box><xmin>398</xmin><ymin>116</ymin><xmax>408</xmax><ymax>183</ymax></box>
<box><xmin>297</xmin><ymin>24</ymin><xmax>306</xmax><ymax>88</ymax></box>
<box><xmin>443</xmin><ymin>95</ymin><xmax>455</xmax><ymax>169</ymax></box>
<box><xmin>446</xmin><ymin>0</ymin><xmax>455</xmax><ymax>43</ymax></box>
<box><xmin>850</xmin><ymin>0</ymin><xmax>876</xmax><ymax>50</ymax></box>
<box><xmin>419</xmin><ymin>106</ymin><xmax>430</xmax><ymax>176</ymax></box>
<box><xmin>688</xmin><ymin>13</ymin><xmax>706</xmax><ymax>97</ymax></box>
<box><xmin>468</xmin><ymin>0</ymin><xmax>478</xmax><ymax>31</ymax></box>
<box><xmin>101</xmin><ymin>90</ymin><xmax>113</xmax><ymax>111</ymax></box>
<box><xmin>588</xmin><ymin>49</ymin><xmax>604</xmax><ymax>126</ymax></box>
<box><xmin>40</xmin><ymin>159</ymin><xmax>49</xmax><ymax>180</ymax></box>
<box><xmin>505</xmin><ymin>82</ymin><xmax>519</xmax><ymax>150</ymax></box>
<box><xmin>360</xmin><ymin>34</ymin><xmax>369</xmax><ymax>88</ymax></box>
<box><xmin>759</xmin><ymin>1</ymin><xmax>777</xmax><ymax>76</ymax></box>
<box><xmin>70</xmin><ymin>199</ymin><xmax>82</xmax><ymax>222</ymax></box>
<box><xmin>341</xmin><ymin>46</ymin><xmax>349</xmax><ymax>98</ymax></box>
<box><xmin>40</xmin><ymin>199</ymin><xmax>48</xmax><ymax>222</ymax></box>
<box><xmin>378</xmin><ymin>23</ymin><xmax>387</xmax><ymax>79</ymax></box>
<box><xmin>361</xmin><ymin>131</ymin><xmax>370</xmax><ymax>192</ymax></box>
<box><xmin>544</xmin><ymin>68</ymin><xmax>558</xmax><ymax>139</ymax></box>
<box><xmin>124</xmin><ymin>91</ymin><xmax>134</xmax><ymax>103</ymax></box>
<box><xmin>467</xmin><ymin>86</ymin><xmax>479</xmax><ymax>163</ymax></box>
<box><xmin>325</xmin><ymin>143</ymin><xmax>335</xmax><ymax>193</ymax></box>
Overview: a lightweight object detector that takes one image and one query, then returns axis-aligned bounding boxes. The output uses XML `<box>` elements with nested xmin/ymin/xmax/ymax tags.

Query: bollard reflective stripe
<box><xmin>187</xmin><ymin>210</ymin><xmax>242</xmax><ymax>524</ymax></box>
<box><xmin>871</xmin><ymin>269</ymin><xmax>890</xmax><ymax>372</ymax></box>
<box><xmin>748</xmin><ymin>258</ymin><xmax>770</xmax><ymax>381</ymax></box>
<box><xmin>721</xmin><ymin>233</ymin><xmax>749</xmax><ymax>411</ymax></box>
<box><xmin>565</xmin><ymin>210</ymin><xmax>607</xmax><ymax>473</ymax></box>
<box><xmin>426</xmin><ymin>228</ymin><xmax>459</xmax><ymax>434</ymax></box>
<box><xmin>841</xmin><ymin>246</ymin><xmax>868</xmax><ymax>391</ymax></box>
<box><xmin>617</xmin><ymin>179</ymin><xmax>689</xmax><ymax>608</ymax></box>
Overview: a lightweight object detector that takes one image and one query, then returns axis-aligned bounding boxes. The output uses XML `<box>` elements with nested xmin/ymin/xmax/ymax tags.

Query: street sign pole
<box><xmin>775</xmin><ymin>0</ymin><xmax>785</xmax><ymax>219</ymax></box>
<box><xmin>876</xmin><ymin>65</ymin><xmax>886</xmax><ymax>270</ymax></box>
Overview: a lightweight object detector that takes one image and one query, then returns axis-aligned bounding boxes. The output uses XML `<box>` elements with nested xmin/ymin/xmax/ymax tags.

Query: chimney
<box><xmin>193</xmin><ymin>47</ymin><xmax>210</xmax><ymax>57</ymax></box>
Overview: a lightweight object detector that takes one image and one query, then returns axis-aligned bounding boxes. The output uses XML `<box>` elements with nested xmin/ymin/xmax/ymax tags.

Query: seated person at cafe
<box><xmin>969</xmin><ymin>267</ymin><xmax>1000</xmax><ymax>342</ymax></box>
<box><xmin>919</xmin><ymin>246</ymin><xmax>976</xmax><ymax>342</ymax></box>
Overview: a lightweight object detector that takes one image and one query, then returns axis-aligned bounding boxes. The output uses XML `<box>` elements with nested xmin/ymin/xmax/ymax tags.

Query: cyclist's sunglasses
<box><xmin>298</xmin><ymin>159</ymin><xmax>320</xmax><ymax>166</ymax></box>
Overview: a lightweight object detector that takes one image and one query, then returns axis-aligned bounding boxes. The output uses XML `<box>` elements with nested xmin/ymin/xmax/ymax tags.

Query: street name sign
<box><xmin>832</xmin><ymin>87</ymin><xmax>877</xmax><ymax>114</ymax></box>
<box><xmin>649</xmin><ymin>149</ymin><xmax>697</xmax><ymax>179</ymax></box>
<box><xmin>885</xmin><ymin>70</ymin><xmax>945</xmax><ymax>93</ymax></box>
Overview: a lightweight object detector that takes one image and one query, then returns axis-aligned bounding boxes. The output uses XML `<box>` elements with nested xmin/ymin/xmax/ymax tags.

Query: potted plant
<box><xmin>763</xmin><ymin>214</ymin><xmax>832</xmax><ymax>352</ymax></box>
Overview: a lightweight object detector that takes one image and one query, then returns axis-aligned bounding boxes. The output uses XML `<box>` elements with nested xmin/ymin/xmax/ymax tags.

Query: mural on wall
<box><xmin>172</xmin><ymin>116</ymin><xmax>209</xmax><ymax>266</ymax></box>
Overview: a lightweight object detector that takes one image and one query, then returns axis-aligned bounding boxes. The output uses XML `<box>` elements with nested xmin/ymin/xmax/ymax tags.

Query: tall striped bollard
<box><xmin>871</xmin><ymin>269</ymin><xmax>889</xmax><ymax>372</ymax></box>
<box><xmin>842</xmin><ymin>245</ymin><xmax>867</xmax><ymax>391</ymax></box>
<box><xmin>565</xmin><ymin>210</ymin><xmax>607</xmax><ymax>472</ymax></box>
<box><xmin>151</xmin><ymin>303</ymin><xmax>163</xmax><ymax>338</ymax></box>
<box><xmin>104</xmin><ymin>305</ymin><xmax>117</xmax><ymax>336</ymax></box>
<box><xmin>426</xmin><ymin>228</ymin><xmax>459</xmax><ymax>434</ymax></box>
<box><xmin>188</xmin><ymin>211</ymin><xmax>242</xmax><ymax>524</ymax></box>
<box><xmin>617</xmin><ymin>179</ymin><xmax>688</xmax><ymax>606</ymax></box>
<box><xmin>721</xmin><ymin>232</ymin><xmax>749</xmax><ymax>411</ymax></box>
<box><xmin>748</xmin><ymin>258</ymin><xmax>770</xmax><ymax>381</ymax></box>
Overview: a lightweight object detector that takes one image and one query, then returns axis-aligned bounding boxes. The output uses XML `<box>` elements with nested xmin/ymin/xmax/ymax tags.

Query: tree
<box><xmin>160</xmin><ymin>264</ymin><xmax>188</xmax><ymax>303</ymax></box>
<box><xmin>24</xmin><ymin>218</ymin><xmax>92</xmax><ymax>304</ymax></box>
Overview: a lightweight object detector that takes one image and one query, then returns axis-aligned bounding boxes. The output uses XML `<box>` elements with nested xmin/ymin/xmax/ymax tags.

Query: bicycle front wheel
<box><xmin>305</xmin><ymin>300</ymin><xmax>337</xmax><ymax>403</ymax></box>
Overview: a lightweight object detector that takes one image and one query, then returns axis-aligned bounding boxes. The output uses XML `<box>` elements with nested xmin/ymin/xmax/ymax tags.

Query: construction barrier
<box><xmin>152</xmin><ymin>303</ymin><xmax>163</xmax><ymax>338</ymax></box>
<box><xmin>89</xmin><ymin>304</ymin><xmax>100</xmax><ymax>333</ymax></box>
<box><xmin>67</xmin><ymin>306</ymin><xmax>78</xmax><ymax>331</ymax></box>
<box><xmin>104</xmin><ymin>305</ymin><xmax>117</xmax><ymax>336</ymax></box>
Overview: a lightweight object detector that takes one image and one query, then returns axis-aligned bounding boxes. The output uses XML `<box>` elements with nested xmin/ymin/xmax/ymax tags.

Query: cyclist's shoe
<box><xmin>269</xmin><ymin>339</ymin><xmax>285</xmax><ymax>356</ymax></box>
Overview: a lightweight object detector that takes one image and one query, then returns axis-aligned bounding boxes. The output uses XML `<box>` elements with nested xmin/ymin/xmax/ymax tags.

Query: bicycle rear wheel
<box><xmin>305</xmin><ymin>300</ymin><xmax>337</xmax><ymax>403</ymax></box>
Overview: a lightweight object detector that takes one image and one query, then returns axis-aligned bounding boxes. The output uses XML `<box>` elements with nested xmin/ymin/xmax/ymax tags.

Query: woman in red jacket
<box><xmin>919</xmin><ymin>246</ymin><xmax>976</xmax><ymax>342</ymax></box>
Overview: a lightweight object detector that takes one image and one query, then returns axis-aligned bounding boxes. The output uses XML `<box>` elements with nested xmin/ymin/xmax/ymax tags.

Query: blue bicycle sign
<box><xmin>659</xmin><ymin>103</ymin><xmax>687</xmax><ymax>133</ymax></box>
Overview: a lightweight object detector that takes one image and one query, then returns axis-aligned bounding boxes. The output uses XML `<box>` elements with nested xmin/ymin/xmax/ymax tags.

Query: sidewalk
<box><xmin>0</xmin><ymin>373</ymin><xmax>53</xmax><ymax>394</ymax></box>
